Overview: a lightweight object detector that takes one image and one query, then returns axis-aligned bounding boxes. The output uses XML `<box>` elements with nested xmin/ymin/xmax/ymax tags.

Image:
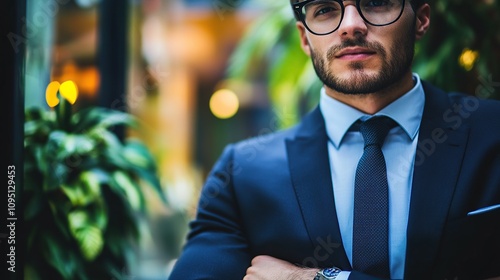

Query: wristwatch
<box><xmin>314</xmin><ymin>267</ymin><xmax>342</xmax><ymax>280</ymax></box>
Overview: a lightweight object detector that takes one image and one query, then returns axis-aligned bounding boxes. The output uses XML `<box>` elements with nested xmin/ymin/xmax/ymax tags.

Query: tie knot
<box><xmin>359</xmin><ymin>116</ymin><xmax>397</xmax><ymax>147</ymax></box>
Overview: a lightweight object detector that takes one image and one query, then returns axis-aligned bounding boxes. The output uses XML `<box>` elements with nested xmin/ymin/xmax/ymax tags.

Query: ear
<box><xmin>415</xmin><ymin>4</ymin><xmax>431</xmax><ymax>40</ymax></box>
<box><xmin>296</xmin><ymin>22</ymin><xmax>311</xmax><ymax>56</ymax></box>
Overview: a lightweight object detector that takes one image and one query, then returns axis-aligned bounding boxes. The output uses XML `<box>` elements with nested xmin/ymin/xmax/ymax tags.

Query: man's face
<box><xmin>299</xmin><ymin>1</ymin><xmax>419</xmax><ymax>95</ymax></box>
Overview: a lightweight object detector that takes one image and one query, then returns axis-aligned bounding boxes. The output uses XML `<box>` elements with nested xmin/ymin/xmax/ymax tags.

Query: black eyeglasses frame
<box><xmin>292</xmin><ymin>0</ymin><xmax>407</xmax><ymax>36</ymax></box>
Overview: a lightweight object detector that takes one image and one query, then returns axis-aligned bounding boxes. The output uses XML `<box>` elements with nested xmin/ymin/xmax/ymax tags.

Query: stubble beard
<box><xmin>310</xmin><ymin>20</ymin><xmax>416</xmax><ymax>95</ymax></box>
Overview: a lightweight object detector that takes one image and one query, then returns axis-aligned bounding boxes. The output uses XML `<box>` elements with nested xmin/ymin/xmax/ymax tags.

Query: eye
<box><xmin>306</xmin><ymin>1</ymin><xmax>341</xmax><ymax>18</ymax></box>
<box><xmin>365</xmin><ymin>0</ymin><xmax>390</xmax><ymax>7</ymax></box>
<box><xmin>315</xmin><ymin>6</ymin><xmax>336</xmax><ymax>16</ymax></box>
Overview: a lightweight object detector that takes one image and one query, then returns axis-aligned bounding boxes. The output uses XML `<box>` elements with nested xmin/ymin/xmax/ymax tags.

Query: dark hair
<box><xmin>409</xmin><ymin>0</ymin><xmax>427</xmax><ymax>10</ymax></box>
<box><xmin>289</xmin><ymin>0</ymin><xmax>427</xmax><ymax>5</ymax></box>
<box><xmin>289</xmin><ymin>0</ymin><xmax>428</xmax><ymax>19</ymax></box>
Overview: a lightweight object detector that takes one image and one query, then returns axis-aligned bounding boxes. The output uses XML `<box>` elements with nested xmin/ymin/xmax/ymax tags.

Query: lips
<box><xmin>335</xmin><ymin>47</ymin><xmax>376</xmax><ymax>59</ymax></box>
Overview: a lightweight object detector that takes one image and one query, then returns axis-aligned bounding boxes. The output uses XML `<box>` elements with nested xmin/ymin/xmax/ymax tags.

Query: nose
<box><xmin>337</xmin><ymin>4</ymin><xmax>368</xmax><ymax>38</ymax></box>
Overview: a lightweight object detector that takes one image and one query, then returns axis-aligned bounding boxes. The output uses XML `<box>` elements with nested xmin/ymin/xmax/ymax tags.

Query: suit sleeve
<box><xmin>169</xmin><ymin>144</ymin><xmax>251</xmax><ymax>279</ymax></box>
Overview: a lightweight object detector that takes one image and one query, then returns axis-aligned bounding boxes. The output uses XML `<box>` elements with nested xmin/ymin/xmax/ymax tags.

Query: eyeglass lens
<box><xmin>301</xmin><ymin>0</ymin><xmax>404</xmax><ymax>35</ymax></box>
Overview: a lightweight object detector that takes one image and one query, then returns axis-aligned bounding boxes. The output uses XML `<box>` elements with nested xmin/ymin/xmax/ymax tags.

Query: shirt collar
<box><xmin>319</xmin><ymin>73</ymin><xmax>425</xmax><ymax>148</ymax></box>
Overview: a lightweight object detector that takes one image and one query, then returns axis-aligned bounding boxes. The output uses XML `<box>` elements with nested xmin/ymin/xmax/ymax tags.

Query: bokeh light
<box><xmin>209</xmin><ymin>89</ymin><xmax>240</xmax><ymax>119</ymax></box>
<box><xmin>459</xmin><ymin>48</ymin><xmax>479</xmax><ymax>71</ymax></box>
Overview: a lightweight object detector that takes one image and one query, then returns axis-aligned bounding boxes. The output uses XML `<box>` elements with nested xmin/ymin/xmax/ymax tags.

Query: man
<box><xmin>169</xmin><ymin>0</ymin><xmax>500</xmax><ymax>279</ymax></box>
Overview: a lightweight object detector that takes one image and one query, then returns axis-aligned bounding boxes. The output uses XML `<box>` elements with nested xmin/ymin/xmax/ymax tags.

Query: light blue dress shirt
<box><xmin>319</xmin><ymin>74</ymin><xmax>425</xmax><ymax>280</ymax></box>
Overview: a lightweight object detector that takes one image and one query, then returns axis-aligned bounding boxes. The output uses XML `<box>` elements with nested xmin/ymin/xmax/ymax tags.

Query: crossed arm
<box><xmin>243</xmin><ymin>256</ymin><xmax>500</xmax><ymax>280</ymax></box>
<box><xmin>244</xmin><ymin>255</ymin><xmax>317</xmax><ymax>280</ymax></box>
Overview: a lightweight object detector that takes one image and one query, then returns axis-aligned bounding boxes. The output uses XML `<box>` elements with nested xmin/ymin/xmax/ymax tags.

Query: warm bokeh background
<box><xmin>18</xmin><ymin>0</ymin><xmax>500</xmax><ymax>279</ymax></box>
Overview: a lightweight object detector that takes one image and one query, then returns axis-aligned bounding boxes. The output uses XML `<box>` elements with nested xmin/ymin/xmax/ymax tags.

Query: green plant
<box><xmin>227</xmin><ymin>2</ymin><xmax>319</xmax><ymax>129</ymax></box>
<box><xmin>24</xmin><ymin>81</ymin><xmax>167</xmax><ymax>279</ymax></box>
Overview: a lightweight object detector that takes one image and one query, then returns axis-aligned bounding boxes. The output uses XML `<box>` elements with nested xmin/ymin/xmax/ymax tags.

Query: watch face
<box><xmin>323</xmin><ymin>267</ymin><xmax>341</xmax><ymax>277</ymax></box>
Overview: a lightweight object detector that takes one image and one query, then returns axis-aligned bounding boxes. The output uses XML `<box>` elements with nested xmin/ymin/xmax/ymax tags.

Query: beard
<box><xmin>310</xmin><ymin>20</ymin><xmax>416</xmax><ymax>95</ymax></box>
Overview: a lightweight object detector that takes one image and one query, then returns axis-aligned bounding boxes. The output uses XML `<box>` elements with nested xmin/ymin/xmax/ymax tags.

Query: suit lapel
<box><xmin>285</xmin><ymin>83</ymin><xmax>471</xmax><ymax>275</ymax></box>
<box><xmin>286</xmin><ymin>107</ymin><xmax>352</xmax><ymax>269</ymax></box>
<box><xmin>404</xmin><ymin>82</ymin><xmax>470</xmax><ymax>278</ymax></box>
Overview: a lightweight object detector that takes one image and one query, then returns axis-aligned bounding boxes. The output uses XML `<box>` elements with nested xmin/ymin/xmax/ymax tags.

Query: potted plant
<box><xmin>24</xmin><ymin>80</ymin><xmax>167</xmax><ymax>279</ymax></box>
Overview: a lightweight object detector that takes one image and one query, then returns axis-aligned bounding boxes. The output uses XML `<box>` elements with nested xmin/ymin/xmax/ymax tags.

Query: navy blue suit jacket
<box><xmin>169</xmin><ymin>82</ymin><xmax>500</xmax><ymax>280</ymax></box>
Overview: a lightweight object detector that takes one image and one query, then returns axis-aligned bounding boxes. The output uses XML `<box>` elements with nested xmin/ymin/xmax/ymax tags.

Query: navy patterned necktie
<box><xmin>352</xmin><ymin>116</ymin><xmax>396</xmax><ymax>278</ymax></box>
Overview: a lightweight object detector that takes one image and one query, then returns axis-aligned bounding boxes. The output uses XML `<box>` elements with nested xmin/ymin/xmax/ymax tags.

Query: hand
<box><xmin>244</xmin><ymin>255</ymin><xmax>318</xmax><ymax>280</ymax></box>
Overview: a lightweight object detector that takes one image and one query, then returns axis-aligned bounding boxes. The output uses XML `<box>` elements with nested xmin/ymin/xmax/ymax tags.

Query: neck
<box><xmin>324</xmin><ymin>71</ymin><xmax>415</xmax><ymax>115</ymax></box>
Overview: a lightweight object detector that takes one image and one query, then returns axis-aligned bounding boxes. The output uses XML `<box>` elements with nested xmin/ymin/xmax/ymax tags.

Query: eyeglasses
<box><xmin>293</xmin><ymin>0</ymin><xmax>406</xmax><ymax>35</ymax></box>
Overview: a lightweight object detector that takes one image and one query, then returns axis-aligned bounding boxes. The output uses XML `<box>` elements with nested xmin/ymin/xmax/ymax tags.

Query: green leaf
<box><xmin>42</xmin><ymin>232</ymin><xmax>79</xmax><ymax>279</ymax></box>
<box><xmin>44</xmin><ymin>162</ymin><xmax>69</xmax><ymax>191</ymax></box>
<box><xmin>80</xmin><ymin>171</ymin><xmax>101</xmax><ymax>197</ymax></box>
<box><xmin>75</xmin><ymin>225</ymin><xmax>103</xmax><ymax>261</ymax></box>
<box><xmin>89</xmin><ymin>128</ymin><xmax>123</xmax><ymax>153</ymax></box>
<box><xmin>43</xmin><ymin>130</ymin><xmax>96</xmax><ymax>168</ymax></box>
<box><xmin>62</xmin><ymin>184</ymin><xmax>89</xmax><ymax>206</ymax></box>
<box><xmin>33</xmin><ymin>146</ymin><xmax>47</xmax><ymax>174</ymax></box>
<box><xmin>102</xmin><ymin>147</ymin><xmax>132</xmax><ymax>170</ymax></box>
<box><xmin>63</xmin><ymin>134</ymin><xmax>96</xmax><ymax>156</ymax></box>
<box><xmin>45</xmin><ymin>130</ymin><xmax>68</xmax><ymax>156</ymax></box>
<box><xmin>24</xmin><ymin>119</ymin><xmax>46</xmax><ymax>137</ymax></box>
<box><xmin>111</xmin><ymin>171</ymin><xmax>142</xmax><ymax>211</ymax></box>
<box><xmin>134</xmin><ymin>170</ymin><xmax>166</xmax><ymax>204</ymax></box>
<box><xmin>123</xmin><ymin>140</ymin><xmax>156</xmax><ymax>170</ymax></box>
<box><xmin>94</xmin><ymin>110</ymin><xmax>136</xmax><ymax>129</ymax></box>
<box><xmin>227</xmin><ymin>4</ymin><xmax>292</xmax><ymax>79</ymax></box>
<box><xmin>48</xmin><ymin>201</ymin><xmax>73</xmax><ymax>240</ymax></box>
<box><xmin>86</xmin><ymin>168</ymin><xmax>112</xmax><ymax>185</ymax></box>
<box><xmin>72</xmin><ymin>107</ymin><xmax>136</xmax><ymax>132</ymax></box>
<box><xmin>68</xmin><ymin>210</ymin><xmax>104</xmax><ymax>261</ymax></box>
<box><xmin>67</xmin><ymin>209</ymin><xmax>89</xmax><ymax>230</ymax></box>
<box><xmin>268</xmin><ymin>24</ymin><xmax>310</xmax><ymax>128</ymax></box>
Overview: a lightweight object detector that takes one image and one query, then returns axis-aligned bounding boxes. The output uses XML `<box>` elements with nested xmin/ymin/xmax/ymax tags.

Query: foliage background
<box><xmin>227</xmin><ymin>0</ymin><xmax>500</xmax><ymax>128</ymax></box>
<box><xmin>23</xmin><ymin>97</ymin><xmax>167</xmax><ymax>279</ymax></box>
<box><xmin>17</xmin><ymin>0</ymin><xmax>500</xmax><ymax>279</ymax></box>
